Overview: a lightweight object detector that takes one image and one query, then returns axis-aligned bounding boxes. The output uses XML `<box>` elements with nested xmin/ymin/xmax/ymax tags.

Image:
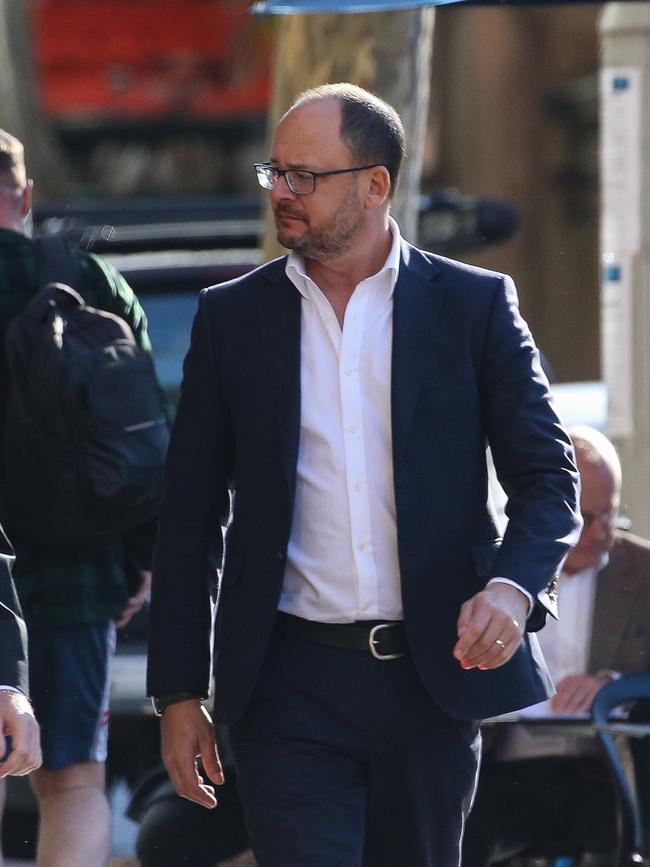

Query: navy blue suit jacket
<box><xmin>147</xmin><ymin>240</ymin><xmax>581</xmax><ymax>723</ymax></box>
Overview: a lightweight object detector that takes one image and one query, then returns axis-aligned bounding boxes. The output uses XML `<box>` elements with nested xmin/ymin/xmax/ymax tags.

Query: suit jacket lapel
<box><xmin>255</xmin><ymin>259</ymin><xmax>301</xmax><ymax>499</ymax></box>
<box><xmin>588</xmin><ymin>538</ymin><xmax>636</xmax><ymax>672</ymax></box>
<box><xmin>391</xmin><ymin>241</ymin><xmax>444</xmax><ymax>464</ymax></box>
<box><xmin>254</xmin><ymin>242</ymin><xmax>444</xmax><ymax>501</ymax></box>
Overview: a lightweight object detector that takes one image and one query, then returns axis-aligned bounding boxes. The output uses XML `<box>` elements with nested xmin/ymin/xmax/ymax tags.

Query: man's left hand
<box><xmin>454</xmin><ymin>583</ymin><xmax>527</xmax><ymax>670</ymax></box>
<box><xmin>116</xmin><ymin>570</ymin><xmax>152</xmax><ymax>629</ymax></box>
<box><xmin>550</xmin><ymin>673</ymin><xmax>611</xmax><ymax>714</ymax></box>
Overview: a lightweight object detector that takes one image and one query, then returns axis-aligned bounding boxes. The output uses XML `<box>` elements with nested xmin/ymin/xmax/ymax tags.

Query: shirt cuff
<box><xmin>596</xmin><ymin>669</ymin><xmax>621</xmax><ymax>682</ymax></box>
<box><xmin>486</xmin><ymin>577</ymin><xmax>535</xmax><ymax>617</ymax></box>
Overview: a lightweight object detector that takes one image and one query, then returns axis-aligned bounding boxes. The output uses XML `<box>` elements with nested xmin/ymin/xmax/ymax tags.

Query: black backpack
<box><xmin>3</xmin><ymin>236</ymin><xmax>170</xmax><ymax>548</ymax></box>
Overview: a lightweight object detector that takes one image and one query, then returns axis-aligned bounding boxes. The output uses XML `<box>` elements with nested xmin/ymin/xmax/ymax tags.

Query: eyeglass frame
<box><xmin>254</xmin><ymin>161</ymin><xmax>383</xmax><ymax>196</ymax></box>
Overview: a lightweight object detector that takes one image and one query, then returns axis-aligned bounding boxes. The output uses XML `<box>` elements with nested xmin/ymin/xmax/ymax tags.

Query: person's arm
<box><xmin>81</xmin><ymin>252</ymin><xmax>152</xmax><ymax>351</ymax></box>
<box><xmin>147</xmin><ymin>289</ymin><xmax>232</xmax><ymax>805</ymax></box>
<box><xmin>115</xmin><ymin>570</ymin><xmax>151</xmax><ymax>629</ymax></box>
<box><xmin>453</xmin><ymin>275</ymin><xmax>581</xmax><ymax>671</ymax></box>
<box><xmin>81</xmin><ymin>250</ymin><xmax>168</xmax><ymax>631</ymax></box>
<box><xmin>116</xmin><ymin>519</ymin><xmax>157</xmax><ymax>629</ymax></box>
<box><xmin>147</xmin><ymin>289</ymin><xmax>229</xmax><ymax>696</ymax></box>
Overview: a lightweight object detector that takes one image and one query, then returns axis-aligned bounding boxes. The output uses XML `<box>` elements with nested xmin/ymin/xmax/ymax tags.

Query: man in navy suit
<box><xmin>147</xmin><ymin>83</ymin><xmax>581</xmax><ymax>866</ymax></box>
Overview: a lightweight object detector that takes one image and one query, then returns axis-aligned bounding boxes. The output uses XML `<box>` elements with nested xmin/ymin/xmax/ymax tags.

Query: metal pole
<box><xmin>599</xmin><ymin>3</ymin><xmax>650</xmax><ymax>536</ymax></box>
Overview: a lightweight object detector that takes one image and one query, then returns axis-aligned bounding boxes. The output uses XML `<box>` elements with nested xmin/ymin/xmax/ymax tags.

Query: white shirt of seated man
<box><xmin>494</xmin><ymin>425</ymin><xmax>620</xmax><ymax>760</ymax></box>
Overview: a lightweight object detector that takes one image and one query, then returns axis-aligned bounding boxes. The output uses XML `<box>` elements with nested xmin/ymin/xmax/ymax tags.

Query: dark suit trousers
<box><xmin>229</xmin><ymin>625</ymin><xmax>481</xmax><ymax>867</ymax></box>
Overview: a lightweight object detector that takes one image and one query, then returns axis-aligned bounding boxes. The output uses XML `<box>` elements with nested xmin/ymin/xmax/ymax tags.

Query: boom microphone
<box><xmin>418</xmin><ymin>189</ymin><xmax>518</xmax><ymax>252</ymax></box>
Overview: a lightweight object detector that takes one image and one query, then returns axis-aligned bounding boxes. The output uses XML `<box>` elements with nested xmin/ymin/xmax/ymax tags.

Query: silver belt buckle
<box><xmin>369</xmin><ymin>623</ymin><xmax>405</xmax><ymax>660</ymax></box>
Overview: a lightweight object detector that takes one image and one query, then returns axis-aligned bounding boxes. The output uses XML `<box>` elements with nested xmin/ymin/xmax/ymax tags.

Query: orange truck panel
<box><xmin>31</xmin><ymin>0</ymin><xmax>272</xmax><ymax>121</ymax></box>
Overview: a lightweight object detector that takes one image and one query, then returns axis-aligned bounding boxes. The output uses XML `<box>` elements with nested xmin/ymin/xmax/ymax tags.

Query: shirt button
<box><xmin>348</xmin><ymin>426</ymin><xmax>357</xmax><ymax>434</ymax></box>
<box><xmin>360</xmin><ymin>602</ymin><xmax>369</xmax><ymax>611</ymax></box>
<box><xmin>345</xmin><ymin>369</ymin><xmax>354</xmax><ymax>377</ymax></box>
<box><xmin>352</xmin><ymin>483</ymin><xmax>361</xmax><ymax>492</ymax></box>
<box><xmin>357</xmin><ymin>542</ymin><xmax>366</xmax><ymax>551</ymax></box>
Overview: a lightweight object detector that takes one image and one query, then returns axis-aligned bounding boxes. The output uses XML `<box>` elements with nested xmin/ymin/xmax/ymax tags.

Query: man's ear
<box><xmin>21</xmin><ymin>180</ymin><xmax>33</xmax><ymax>218</ymax></box>
<box><xmin>364</xmin><ymin>166</ymin><xmax>391</xmax><ymax>210</ymax></box>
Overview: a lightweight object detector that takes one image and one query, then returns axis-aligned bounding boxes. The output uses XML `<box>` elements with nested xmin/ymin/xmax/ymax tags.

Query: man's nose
<box><xmin>270</xmin><ymin>174</ymin><xmax>296</xmax><ymax>204</ymax></box>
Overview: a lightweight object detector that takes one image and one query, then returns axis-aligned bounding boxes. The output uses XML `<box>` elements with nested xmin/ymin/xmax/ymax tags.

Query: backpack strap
<box><xmin>21</xmin><ymin>282</ymin><xmax>85</xmax><ymax>322</ymax></box>
<box><xmin>34</xmin><ymin>235</ymin><xmax>76</xmax><ymax>289</ymax></box>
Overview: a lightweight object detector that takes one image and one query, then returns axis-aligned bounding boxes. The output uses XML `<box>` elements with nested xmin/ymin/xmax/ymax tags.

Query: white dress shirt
<box><xmin>279</xmin><ymin>219</ymin><xmax>402</xmax><ymax>623</ymax></box>
<box><xmin>536</xmin><ymin>559</ymin><xmax>603</xmax><ymax>688</ymax></box>
<box><xmin>279</xmin><ymin>218</ymin><xmax>530</xmax><ymax>624</ymax></box>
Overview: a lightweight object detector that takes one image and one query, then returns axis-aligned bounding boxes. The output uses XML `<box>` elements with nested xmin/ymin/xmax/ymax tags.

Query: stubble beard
<box><xmin>274</xmin><ymin>185</ymin><xmax>364</xmax><ymax>263</ymax></box>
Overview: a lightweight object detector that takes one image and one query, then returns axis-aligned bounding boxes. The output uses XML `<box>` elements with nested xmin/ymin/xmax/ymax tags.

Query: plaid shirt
<box><xmin>0</xmin><ymin>227</ymin><xmax>155</xmax><ymax>628</ymax></box>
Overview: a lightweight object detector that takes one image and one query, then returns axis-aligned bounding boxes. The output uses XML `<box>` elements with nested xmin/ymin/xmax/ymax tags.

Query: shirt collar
<box><xmin>561</xmin><ymin>551</ymin><xmax>610</xmax><ymax>583</ymax></box>
<box><xmin>285</xmin><ymin>216</ymin><xmax>402</xmax><ymax>300</ymax></box>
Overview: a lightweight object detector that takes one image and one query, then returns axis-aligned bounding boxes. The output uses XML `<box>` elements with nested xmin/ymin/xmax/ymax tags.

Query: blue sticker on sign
<box><xmin>613</xmin><ymin>77</ymin><xmax>630</xmax><ymax>92</ymax></box>
<box><xmin>605</xmin><ymin>265</ymin><xmax>621</xmax><ymax>282</ymax></box>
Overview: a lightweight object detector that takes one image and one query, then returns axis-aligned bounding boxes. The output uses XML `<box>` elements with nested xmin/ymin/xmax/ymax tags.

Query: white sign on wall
<box><xmin>601</xmin><ymin>67</ymin><xmax>641</xmax><ymax>256</ymax></box>
<box><xmin>601</xmin><ymin>257</ymin><xmax>634</xmax><ymax>439</ymax></box>
<box><xmin>600</xmin><ymin>68</ymin><xmax>641</xmax><ymax>438</ymax></box>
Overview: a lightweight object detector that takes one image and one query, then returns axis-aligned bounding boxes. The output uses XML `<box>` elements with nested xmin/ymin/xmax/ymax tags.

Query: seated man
<box><xmin>463</xmin><ymin>425</ymin><xmax>650</xmax><ymax>866</ymax></box>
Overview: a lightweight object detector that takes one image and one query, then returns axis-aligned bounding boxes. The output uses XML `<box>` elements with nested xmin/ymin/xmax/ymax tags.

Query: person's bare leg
<box><xmin>30</xmin><ymin>761</ymin><xmax>111</xmax><ymax>867</ymax></box>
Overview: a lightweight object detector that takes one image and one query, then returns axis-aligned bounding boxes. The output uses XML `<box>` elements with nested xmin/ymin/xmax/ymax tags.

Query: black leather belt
<box><xmin>276</xmin><ymin>612</ymin><xmax>407</xmax><ymax>660</ymax></box>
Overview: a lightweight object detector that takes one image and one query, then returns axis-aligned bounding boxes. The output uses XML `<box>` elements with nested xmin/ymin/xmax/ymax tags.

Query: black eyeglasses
<box><xmin>254</xmin><ymin>162</ymin><xmax>382</xmax><ymax>196</ymax></box>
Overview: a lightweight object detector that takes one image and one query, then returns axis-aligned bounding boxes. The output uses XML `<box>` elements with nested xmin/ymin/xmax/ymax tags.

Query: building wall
<box><xmin>428</xmin><ymin>5</ymin><xmax>601</xmax><ymax>384</ymax></box>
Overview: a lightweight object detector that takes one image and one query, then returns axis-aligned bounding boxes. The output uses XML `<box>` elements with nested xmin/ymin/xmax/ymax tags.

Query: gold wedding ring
<box><xmin>495</xmin><ymin>638</ymin><xmax>506</xmax><ymax>648</ymax></box>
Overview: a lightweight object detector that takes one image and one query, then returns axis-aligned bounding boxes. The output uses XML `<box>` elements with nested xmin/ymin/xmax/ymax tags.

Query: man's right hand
<box><xmin>0</xmin><ymin>690</ymin><xmax>42</xmax><ymax>777</ymax></box>
<box><xmin>160</xmin><ymin>699</ymin><xmax>224</xmax><ymax>808</ymax></box>
<box><xmin>115</xmin><ymin>570</ymin><xmax>152</xmax><ymax>629</ymax></box>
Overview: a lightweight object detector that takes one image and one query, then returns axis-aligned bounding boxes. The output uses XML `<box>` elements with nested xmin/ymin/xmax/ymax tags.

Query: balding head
<box><xmin>570</xmin><ymin>425</ymin><xmax>622</xmax><ymax>495</ymax></box>
<box><xmin>564</xmin><ymin>426</ymin><xmax>621</xmax><ymax>574</ymax></box>
<box><xmin>285</xmin><ymin>83</ymin><xmax>405</xmax><ymax>198</ymax></box>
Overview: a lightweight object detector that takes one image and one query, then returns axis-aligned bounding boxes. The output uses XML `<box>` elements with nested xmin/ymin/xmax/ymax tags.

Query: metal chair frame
<box><xmin>590</xmin><ymin>672</ymin><xmax>650</xmax><ymax>867</ymax></box>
